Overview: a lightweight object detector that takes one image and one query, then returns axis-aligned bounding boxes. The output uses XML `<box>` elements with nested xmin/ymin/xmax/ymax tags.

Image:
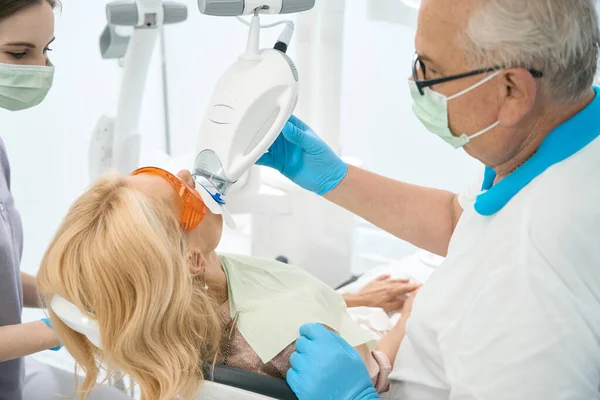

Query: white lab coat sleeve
<box><xmin>436</xmin><ymin>192</ymin><xmax>600</xmax><ymax>400</ymax></box>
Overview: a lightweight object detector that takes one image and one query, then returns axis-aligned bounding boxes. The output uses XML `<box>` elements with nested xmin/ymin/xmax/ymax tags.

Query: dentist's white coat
<box><xmin>389</xmin><ymin>136</ymin><xmax>600</xmax><ymax>400</ymax></box>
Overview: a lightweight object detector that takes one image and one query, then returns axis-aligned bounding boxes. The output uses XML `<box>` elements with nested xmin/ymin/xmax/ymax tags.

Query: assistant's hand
<box><xmin>286</xmin><ymin>323</ymin><xmax>380</xmax><ymax>400</ymax></box>
<box><xmin>356</xmin><ymin>275</ymin><xmax>421</xmax><ymax>312</ymax></box>
<box><xmin>256</xmin><ymin>115</ymin><xmax>348</xmax><ymax>196</ymax></box>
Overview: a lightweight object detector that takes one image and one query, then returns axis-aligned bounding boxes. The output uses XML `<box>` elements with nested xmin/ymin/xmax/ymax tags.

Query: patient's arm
<box><xmin>343</xmin><ymin>275</ymin><xmax>420</xmax><ymax>312</ymax></box>
<box><xmin>375</xmin><ymin>289</ymin><xmax>419</xmax><ymax>365</ymax></box>
<box><xmin>375</xmin><ymin>315</ymin><xmax>408</xmax><ymax>366</ymax></box>
<box><xmin>355</xmin><ymin>343</ymin><xmax>393</xmax><ymax>393</ymax></box>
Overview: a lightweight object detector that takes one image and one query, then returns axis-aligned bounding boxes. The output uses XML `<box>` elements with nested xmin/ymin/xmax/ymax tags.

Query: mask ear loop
<box><xmin>447</xmin><ymin>70</ymin><xmax>503</xmax><ymax>101</ymax></box>
<box><xmin>448</xmin><ymin>70</ymin><xmax>503</xmax><ymax>141</ymax></box>
<box><xmin>468</xmin><ymin>121</ymin><xmax>501</xmax><ymax>140</ymax></box>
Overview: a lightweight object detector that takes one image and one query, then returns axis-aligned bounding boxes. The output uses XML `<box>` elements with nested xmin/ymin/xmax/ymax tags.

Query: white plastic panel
<box><xmin>198</xmin><ymin>381</ymin><xmax>279</xmax><ymax>400</ymax></box>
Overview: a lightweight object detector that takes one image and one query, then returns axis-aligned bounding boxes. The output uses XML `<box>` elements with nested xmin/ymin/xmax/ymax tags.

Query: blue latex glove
<box><xmin>286</xmin><ymin>323</ymin><xmax>380</xmax><ymax>400</ymax></box>
<box><xmin>256</xmin><ymin>115</ymin><xmax>348</xmax><ymax>196</ymax></box>
<box><xmin>41</xmin><ymin>318</ymin><xmax>62</xmax><ymax>351</ymax></box>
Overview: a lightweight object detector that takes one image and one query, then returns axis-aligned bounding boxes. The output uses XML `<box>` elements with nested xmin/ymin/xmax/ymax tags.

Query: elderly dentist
<box><xmin>0</xmin><ymin>1</ymin><xmax>131</xmax><ymax>399</ymax></box>
<box><xmin>258</xmin><ymin>0</ymin><xmax>600</xmax><ymax>399</ymax></box>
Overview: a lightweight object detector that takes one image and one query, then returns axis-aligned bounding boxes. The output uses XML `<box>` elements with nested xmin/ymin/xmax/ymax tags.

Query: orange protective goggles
<box><xmin>130</xmin><ymin>167</ymin><xmax>207</xmax><ymax>231</ymax></box>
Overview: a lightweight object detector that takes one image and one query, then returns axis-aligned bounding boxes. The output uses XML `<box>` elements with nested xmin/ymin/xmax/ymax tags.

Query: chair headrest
<box><xmin>203</xmin><ymin>364</ymin><xmax>298</xmax><ymax>400</ymax></box>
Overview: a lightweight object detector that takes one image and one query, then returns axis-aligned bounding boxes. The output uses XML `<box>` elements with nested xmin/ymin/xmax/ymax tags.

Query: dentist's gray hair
<box><xmin>460</xmin><ymin>0</ymin><xmax>600</xmax><ymax>103</ymax></box>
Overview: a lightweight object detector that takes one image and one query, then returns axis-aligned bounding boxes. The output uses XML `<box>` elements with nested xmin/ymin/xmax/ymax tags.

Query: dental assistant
<box><xmin>0</xmin><ymin>1</ymin><xmax>130</xmax><ymax>399</ymax></box>
<box><xmin>258</xmin><ymin>0</ymin><xmax>600</xmax><ymax>399</ymax></box>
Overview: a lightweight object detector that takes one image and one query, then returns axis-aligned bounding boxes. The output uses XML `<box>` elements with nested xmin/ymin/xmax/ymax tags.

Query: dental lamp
<box><xmin>89</xmin><ymin>0</ymin><xmax>188</xmax><ymax>179</ymax></box>
<box><xmin>199</xmin><ymin>0</ymin><xmax>314</xmax><ymax>16</ymax></box>
<box><xmin>192</xmin><ymin>0</ymin><xmax>314</xmax><ymax>200</ymax></box>
<box><xmin>187</xmin><ymin>0</ymin><xmax>355</xmax><ymax>288</ymax></box>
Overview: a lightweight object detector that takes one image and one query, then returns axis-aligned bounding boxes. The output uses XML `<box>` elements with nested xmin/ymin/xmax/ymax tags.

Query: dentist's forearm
<box><xmin>0</xmin><ymin>321</ymin><xmax>60</xmax><ymax>362</ymax></box>
<box><xmin>324</xmin><ymin>165</ymin><xmax>462</xmax><ymax>257</ymax></box>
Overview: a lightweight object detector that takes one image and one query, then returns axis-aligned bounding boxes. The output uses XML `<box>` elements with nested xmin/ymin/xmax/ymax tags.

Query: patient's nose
<box><xmin>177</xmin><ymin>170</ymin><xmax>195</xmax><ymax>188</ymax></box>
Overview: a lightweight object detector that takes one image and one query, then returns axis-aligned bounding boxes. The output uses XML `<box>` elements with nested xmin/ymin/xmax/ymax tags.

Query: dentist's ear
<box><xmin>498</xmin><ymin>68</ymin><xmax>538</xmax><ymax>128</ymax></box>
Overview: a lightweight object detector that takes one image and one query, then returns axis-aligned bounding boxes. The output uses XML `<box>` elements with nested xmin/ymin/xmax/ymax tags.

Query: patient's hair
<box><xmin>36</xmin><ymin>173</ymin><xmax>222</xmax><ymax>400</ymax></box>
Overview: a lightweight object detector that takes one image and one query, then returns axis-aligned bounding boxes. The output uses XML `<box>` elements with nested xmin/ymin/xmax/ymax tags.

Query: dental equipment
<box><xmin>198</xmin><ymin>0</ymin><xmax>314</xmax><ymax>16</ymax></box>
<box><xmin>187</xmin><ymin>0</ymin><xmax>356</xmax><ymax>288</ymax></box>
<box><xmin>89</xmin><ymin>0</ymin><xmax>188</xmax><ymax>179</ymax></box>
<box><xmin>50</xmin><ymin>295</ymin><xmax>103</xmax><ymax>349</ymax></box>
<box><xmin>192</xmin><ymin>1</ymin><xmax>314</xmax><ymax>198</ymax></box>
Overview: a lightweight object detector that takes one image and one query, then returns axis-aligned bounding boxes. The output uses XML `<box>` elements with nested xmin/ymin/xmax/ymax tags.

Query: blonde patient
<box><xmin>36</xmin><ymin>167</ymin><xmax>410</xmax><ymax>400</ymax></box>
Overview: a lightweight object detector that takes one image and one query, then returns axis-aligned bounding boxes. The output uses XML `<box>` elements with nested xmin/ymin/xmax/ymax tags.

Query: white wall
<box><xmin>338</xmin><ymin>0</ymin><xmax>480</xmax><ymax>271</ymax></box>
<box><xmin>2</xmin><ymin>0</ymin><xmax>166</xmax><ymax>282</ymax></box>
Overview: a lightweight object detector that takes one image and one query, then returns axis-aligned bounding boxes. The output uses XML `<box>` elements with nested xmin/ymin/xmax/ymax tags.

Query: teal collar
<box><xmin>475</xmin><ymin>86</ymin><xmax>600</xmax><ymax>216</ymax></box>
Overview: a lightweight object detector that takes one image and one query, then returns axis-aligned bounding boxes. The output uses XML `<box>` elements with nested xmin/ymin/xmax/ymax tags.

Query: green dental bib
<box><xmin>220</xmin><ymin>254</ymin><xmax>375</xmax><ymax>363</ymax></box>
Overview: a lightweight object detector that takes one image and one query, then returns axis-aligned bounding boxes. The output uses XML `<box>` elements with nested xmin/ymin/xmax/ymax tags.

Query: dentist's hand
<box><xmin>286</xmin><ymin>323</ymin><xmax>380</xmax><ymax>400</ymax></box>
<box><xmin>256</xmin><ymin>115</ymin><xmax>348</xmax><ymax>196</ymax></box>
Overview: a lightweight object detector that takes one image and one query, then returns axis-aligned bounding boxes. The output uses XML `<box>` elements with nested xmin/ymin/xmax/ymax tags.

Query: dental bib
<box><xmin>220</xmin><ymin>253</ymin><xmax>375</xmax><ymax>363</ymax></box>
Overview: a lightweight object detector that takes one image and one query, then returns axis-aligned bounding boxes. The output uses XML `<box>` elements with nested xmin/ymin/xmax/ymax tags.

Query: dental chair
<box><xmin>199</xmin><ymin>364</ymin><xmax>298</xmax><ymax>400</ymax></box>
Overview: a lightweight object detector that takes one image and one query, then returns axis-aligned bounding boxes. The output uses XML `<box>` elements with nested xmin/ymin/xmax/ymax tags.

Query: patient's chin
<box><xmin>188</xmin><ymin>212</ymin><xmax>223</xmax><ymax>252</ymax></box>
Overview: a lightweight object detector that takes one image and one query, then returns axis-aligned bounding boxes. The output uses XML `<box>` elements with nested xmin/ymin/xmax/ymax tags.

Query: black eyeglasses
<box><xmin>412</xmin><ymin>54</ymin><xmax>544</xmax><ymax>96</ymax></box>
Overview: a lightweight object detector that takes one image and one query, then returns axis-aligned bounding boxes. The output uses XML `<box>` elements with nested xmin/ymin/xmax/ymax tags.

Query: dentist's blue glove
<box><xmin>256</xmin><ymin>115</ymin><xmax>348</xmax><ymax>196</ymax></box>
<box><xmin>286</xmin><ymin>323</ymin><xmax>380</xmax><ymax>400</ymax></box>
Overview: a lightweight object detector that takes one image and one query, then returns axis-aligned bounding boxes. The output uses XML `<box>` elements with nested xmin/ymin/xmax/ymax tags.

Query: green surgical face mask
<box><xmin>409</xmin><ymin>70</ymin><xmax>501</xmax><ymax>149</ymax></box>
<box><xmin>0</xmin><ymin>62</ymin><xmax>55</xmax><ymax>111</ymax></box>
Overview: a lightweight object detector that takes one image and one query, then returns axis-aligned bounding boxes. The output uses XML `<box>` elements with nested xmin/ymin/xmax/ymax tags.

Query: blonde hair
<box><xmin>36</xmin><ymin>172</ymin><xmax>222</xmax><ymax>400</ymax></box>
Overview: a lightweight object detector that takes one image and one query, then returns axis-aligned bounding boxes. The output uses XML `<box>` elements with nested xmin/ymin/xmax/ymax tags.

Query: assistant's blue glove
<box><xmin>41</xmin><ymin>318</ymin><xmax>62</xmax><ymax>351</ymax></box>
<box><xmin>256</xmin><ymin>115</ymin><xmax>348</xmax><ymax>196</ymax></box>
<box><xmin>286</xmin><ymin>323</ymin><xmax>380</xmax><ymax>400</ymax></box>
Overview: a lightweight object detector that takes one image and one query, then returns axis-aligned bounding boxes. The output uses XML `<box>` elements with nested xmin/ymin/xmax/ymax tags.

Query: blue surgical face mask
<box><xmin>409</xmin><ymin>70</ymin><xmax>502</xmax><ymax>149</ymax></box>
